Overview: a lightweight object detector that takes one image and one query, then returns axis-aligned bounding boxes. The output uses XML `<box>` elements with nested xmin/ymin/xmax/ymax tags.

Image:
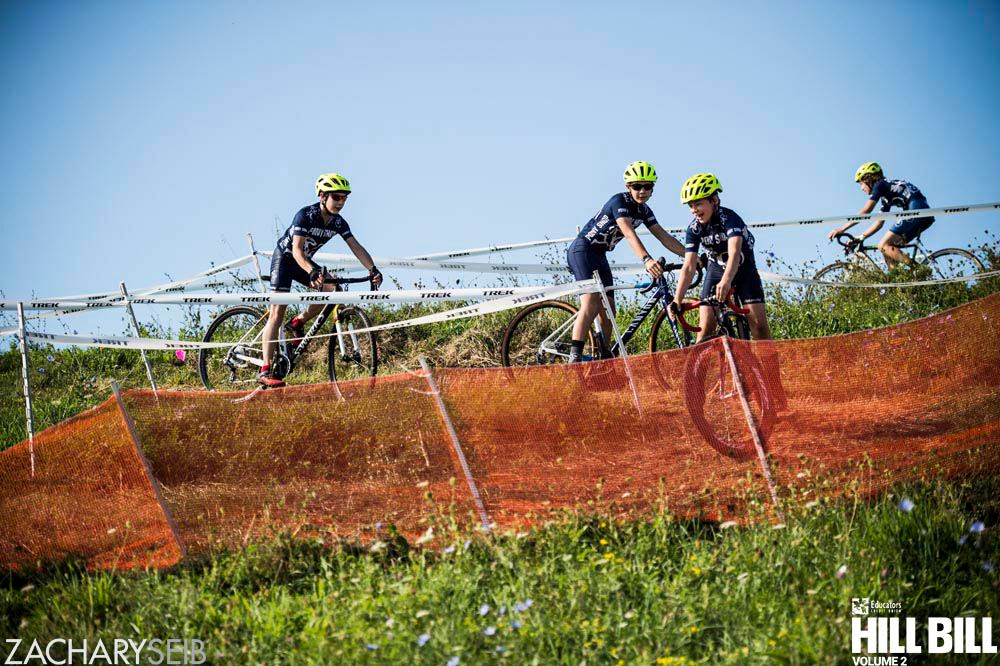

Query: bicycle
<box><xmin>679</xmin><ymin>293</ymin><xmax>776</xmax><ymax>461</ymax></box>
<box><xmin>808</xmin><ymin>231</ymin><xmax>985</xmax><ymax>299</ymax></box>
<box><xmin>198</xmin><ymin>273</ymin><xmax>378</xmax><ymax>392</ymax></box>
<box><xmin>499</xmin><ymin>259</ymin><xmax>704</xmax><ymax>367</ymax></box>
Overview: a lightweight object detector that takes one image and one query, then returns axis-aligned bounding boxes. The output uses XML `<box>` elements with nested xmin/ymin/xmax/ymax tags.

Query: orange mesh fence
<box><xmin>1</xmin><ymin>293</ymin><xmax>997</xmax><ymax>569</ymax></box>
<box><xmin>0</xmin><ymin>398</ymin><xmax>183</xmax><ymax>571</ymax></box>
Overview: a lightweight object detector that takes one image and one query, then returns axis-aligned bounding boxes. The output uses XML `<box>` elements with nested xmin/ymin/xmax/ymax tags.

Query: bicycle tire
<box><xmin>199</xmin><ymin>306</ymin><xmax>268</xmax><ymax>391</ymax></box>
<box><xmin>327</xmin><ymin>306</ymin><xmax>378</xmax><ymax>394</ymax></box>
<box><xmin>501</xmin><ymin>300</ymin><xmax>595</xmax><ymax>367</ymax></box>
<box><xmin>723</xmin><ymin>312</ymin><xmax>752</xmax><ymax>341</ymax></box>
<box><xmin>924</xmin><ymin>248</ymin><xmax>985</xmax><ymax>281</ymax></box>
<box><xmin>683</xmin><ymin>340</ymin><xmax>774</xmax><ymax>461</ymax></box>
<box><xmin>649</xmin><ymin>308</ymin><xmax>697</xmax><ymax>353</ymax></box>
<box><xmin>806</xmin><ymin>261</ymin><xmax>854</xmax><ymax>300</ymax></box>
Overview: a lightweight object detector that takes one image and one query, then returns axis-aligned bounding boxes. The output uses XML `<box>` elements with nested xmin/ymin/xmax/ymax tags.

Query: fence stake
<box><xmin>720</xmin><ymin>337</ymin><xmax>784</xmax><ymax>521</ymax></box>
<box><xmin>247</xmin><ymin>233</ymin><xmax>266</xmax><ymax>293</ymax></box>
<box><xmin>418</xmin><ymin>356</ymin><xmax>491</xmax><ymax>531</ymax></box>
<box><xmin>592</xmin><ymin>272</ymin><xmax>643</xmax><ymax>417</ymax></box>
<box><xmin>16</xmin><ymin>303</ymin><xmax>35</xmax><ymax>477</ymax></box>
<box><xmin>120</xmin><ymin>282</ymin><xmax>158</xmax><ymax>396</ymax></box>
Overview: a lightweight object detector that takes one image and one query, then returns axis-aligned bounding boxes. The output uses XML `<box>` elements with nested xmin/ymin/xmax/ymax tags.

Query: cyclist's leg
<box><xmin>877</xmin><ymin>230</ymin><xmax>909</xmax><ymax>268</ymax></box>
<box><xmin>568</xmin><ymin>241</ymin><xmax>612</xmax><ymax>348</ymax></box>
<box><xmin>734</xmin><ymin>260</ymin><xmax>769</xmax><ymax>340</ymax></box>
<box><xmin>297</xmin><ymin>281</ymin><xmax>338</xmax><ymax>325</ymax></box>
<box><xmin>696</xmin><ymin>263</ymin><xmax>722</xmax><ymax>343</ymax></box>
<box><xmin>883</xmin><ymin>201</ymin><xmax>933</xmax><ymax>268</ymax></box>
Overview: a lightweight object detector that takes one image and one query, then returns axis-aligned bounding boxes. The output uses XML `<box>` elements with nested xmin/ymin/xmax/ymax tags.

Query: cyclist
<box><xmin>567</xmin><ymin>161</ymin><xmax>685</xmax><ymax>363</ymax></box>
<box><xmin>671</xmin><ymin>173</ymin><xmax>772</xmax><ymax>343</ymax></box>
<box><xmin>258</xmin><ymin>173</ymin><xmax>383</xmax><ymax>388</ymax></box>
<box><xmin>672</xmin><ymin>173</ymin><xmax>788</xmax><ymax>412</ymax></box>
<box><xmin>827</xmin><ymin>162</ymin><xmax>935</xmax><ymax>268</ymax></box>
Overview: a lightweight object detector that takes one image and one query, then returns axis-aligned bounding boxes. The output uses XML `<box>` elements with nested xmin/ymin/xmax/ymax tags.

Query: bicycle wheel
<box><xmin>924</xmin><ymin>248</ymin><xmax>985</xmax><ymax>282</ymax></box>
<box><xmin>806</xmin><ymin>261</ymin><xmax>854</xmax><ymax>300</ymax></box>
<box><xmin>649</xmin><ymin>307</ymin><xmax>697</xmax><ymax>353</ymax></box>
<box><xmin>199</xmin><ymin>306</ymin><xmax>268</xmax><ymax>391</ymax></box>
<box><xmin>327</xmin><ymin>306</ymin><xmax>378</xmax><ymax>391</ymax></box>
<box><xmin>723</xmin><ymin>313</ymin><xmax>752</xmax><ymax>341</ymax></box>
<box><xmin>683</xmin><ymin>340</ymin><xmax>774</xmax><ymax>461</ymax></box>
<box><xmin>501</xmin><ymin>300</ymin><xmax>595</xmax><ymax>367</ymax></box>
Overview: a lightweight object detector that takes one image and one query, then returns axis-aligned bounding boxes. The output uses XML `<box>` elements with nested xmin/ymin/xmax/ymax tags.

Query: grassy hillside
<box><xmin>1</xmin><ymin>243</ymin><xmax>999</xmax><ymax>663</ymax></box>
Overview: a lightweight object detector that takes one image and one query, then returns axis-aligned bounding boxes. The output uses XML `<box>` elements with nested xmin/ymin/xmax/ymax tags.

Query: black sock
<box><xmin>570</xmin><ymin>339</ymin><xmax>584</xmax><ymax>356</ymax></box>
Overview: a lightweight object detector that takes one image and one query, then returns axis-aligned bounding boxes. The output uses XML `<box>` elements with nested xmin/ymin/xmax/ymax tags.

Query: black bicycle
<box><xmin>198</xmin><ymin>274</ymin><xmax>378</xmax><ymax>392</ymax></box>
<box><xmin>500</xmin><ymin>260</ymin><xmax>704</xmax><ymax>367</ymax></box>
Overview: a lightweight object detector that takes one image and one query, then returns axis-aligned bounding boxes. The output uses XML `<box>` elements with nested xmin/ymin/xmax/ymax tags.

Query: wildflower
<box><xmin>603</xmin><ymin>552</ymin><xmax>615</xmax><ymax>560</ymax></box>
<box><xmin>982</xmin><ymin>561</ymin><xmax>994</xmax><ymax>573</ymax></box>
<box><xmin>736</xmin><ymin>572</ymin><xmax>750</xmax><ymax>583</ymax></box>
<box><xmin>511</xmin><ymin>620</ymin><xmax>522</xmax><ymax>630</ymax></box>
<box><xmin>443</xmin><ymin>545</ymin><xmax>455</xmax><ymax>555</ymax></box>
<box><xmin>174</xmin><ymin>349</ymin><xmax>186</xmax><ymax>362</ymax></box>
<box><xmin>479</xmin><ymin>604</ymin><xmax>490</xmax><ymax>616</ymax></box>
<box><xmin>374</xmin><ymin>522</ymin><xmax>384</xmax><ymax>530</ymax></box>
<box><xmin>959</xmin><ymin>535</ymin><xmax>969</xmax><ymax>545</ymax></box>
<box><xmin>385</xmin><ymin>618</ymin><xmax>394</xmax><ymax>628</ymax></box>
<box><xmin>970</xmin><ymin>521</ymin><xmax>986</xmax><ymax>534</ymax></box>
<box><xmin>463</xmin><ymin>539</ymin><xmax>471</xmax><ymax>550</ymax></box>
<box><xmin>898</xmin><ymin>498</ymin><xmax>915</xmax><ymax>513</ymax></box>
<box><xmin>719</xmin><ymin>521</ymin><xmax>737</xmax><ymax>529</ymax></box>
<box><xmin>600</xmin><ymin>538</ymin><xmax>608</xmax><ymax>546</ymax></box>
<box><xmin>365</xmin><ymin>644</ymin><xmax>378</xmax><ymax>651</ymax></box>
<box><xmin>689</xmin><ymin>626</ymin><xmax>698</xmax><ymax>634</ymax></box>
<box><xmin>416</xmin><ymin>527</ymin><xmax>434</xmax><ymax>545</ymax></box>
<box><xmin>38</xmin><ymin>368</ymin><xmax>44</xmax><ymax>374</ymax></box>
<box><xmin>835</xmin><ymin>564</ymin><xmax>848</xmax><ymax>579</ymax></box>
<box><xmin>447</xmin><ymin>657</ymin><xmax>460</xmax><ymax>666</ymax></box>
<box><xmin>498</xmin><ymin>606</ymin><xmax>506</xmax><ymax>616</ymax></box>
<box><xmin>416</xmin><ymin>610</ymin><xmax>430</xmax><ymax>618</ymax></box>
<box><xmin>514</xmin><ymin>599</ymin><xmax>533</xmax><ymax>612</ymax></box>
<box><xmin>495</xmin><ymin>645</ymin><xmax>506</xmax><ymax>654</ymax></box>
<box><xmin>879</xmin><ymin>288</ymin><xmax>886</xmax><ymax>295</ymax></box>
<box><xmin>46</xmin><ymin>354</ymin><xmax>55</xmax><ymax>362</ymax></box>
<box><xmin>484</xmin><ymin>626</ymin><xmax>496</xmax><ymax>636</ymax></box>
<box><xmin>417</xmin><ymin>633</ymin><xmax>430</xmax><ymax>647</ymax></box>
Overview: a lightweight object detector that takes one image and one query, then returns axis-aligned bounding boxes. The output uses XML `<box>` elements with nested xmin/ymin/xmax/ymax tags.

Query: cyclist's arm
<box><xmin>828</xmin><ymin>200</ymin><xmax>877</xmax><ymax>239</ymax></box>
<box><xmin>647</xmin><ymin>223</ymin><xmax>686</xmax><ymax>258</ymax></box>
<box><xmin>291</xmin><ymin>236</ymin><xmax>319</xmax><ymax>273</ymax></box>
<box><xmin>856</xmin><ymin>203</ymin><xmax>885</xmax><ymax>240</ymax></box>
<box><xmin>344</xmin><ymin>237</ymin><xmax>383</xmax><ymax>287</ymax></box>
<box><xmin>616</xmin><ymin>216</ymin><xmax>662</xmax><ymax>277</ymax></box>
<box><xmin>672</xmin><ymin>251</ymin><xmax>699</xmax><ymax>309</ymax></box>
<box><xmin>720</xmin><ymin>236</ymin><xmax>743</xmax><ymax>286</ymax></box>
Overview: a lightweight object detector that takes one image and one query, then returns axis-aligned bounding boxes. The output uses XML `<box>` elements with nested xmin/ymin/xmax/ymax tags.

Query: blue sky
<box><xmin>2</xmin><ymin>0</ymin><xmax>998</xmax><ymax>321</ymax></box>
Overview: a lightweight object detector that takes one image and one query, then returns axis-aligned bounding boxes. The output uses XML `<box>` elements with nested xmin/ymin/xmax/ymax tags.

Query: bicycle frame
<box><xmin>843</xmin><ymin>235</ymin><xmax>929</xmax><ymax>269</ymax></box>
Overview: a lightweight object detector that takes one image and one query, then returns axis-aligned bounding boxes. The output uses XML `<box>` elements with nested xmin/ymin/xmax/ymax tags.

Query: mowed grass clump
<box><xmin>3</xmin><ymin>479</ymin><xmax>997</xmax><ymax>664</ymax></box>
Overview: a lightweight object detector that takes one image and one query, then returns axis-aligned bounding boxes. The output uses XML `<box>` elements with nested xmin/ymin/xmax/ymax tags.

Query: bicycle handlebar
<box><xmin>834</xmin><ymin>232</ymin><xmax>864</xmax><ymax>253</ymax></box>
<box><xmin>637</xmin><ymin>258</ymin><xmax>703</xmax><ymax>294</ymax></box>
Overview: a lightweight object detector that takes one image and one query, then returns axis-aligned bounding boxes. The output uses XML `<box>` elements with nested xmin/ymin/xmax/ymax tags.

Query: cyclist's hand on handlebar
<box><xmin>715</xmin><ymin>277</ymin><xmax>733</xmax><ymax>303</ymax></box>
<box><xmin>667</xmin><ymin>300</ymin><xmax>681</xmax><ymax>321</ymax></box>
<box><xmin>309</xmin><ymin>266</ymin><xmax>326</xmax><ymax>289</ymax></box>
<box><xmin>827</xmin><ymin>228</ymin><xmax>841</xmax><ymax>242</ymax></box>
<box><xmin>369</xmin><ymin>266</ymin><xmax>383</xmax><ymax>290</ymax></box>
<box><xmin>643</xmin><ymin>256</ymin><xmax>663</xmax><ymax>279</ymax></box>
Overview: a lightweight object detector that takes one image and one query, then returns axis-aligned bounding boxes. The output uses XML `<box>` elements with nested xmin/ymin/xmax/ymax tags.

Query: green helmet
<box><xmin>680</xmin><ymin>173</ymin><xmax>722</xmax><ymax>204</ymax></box>
<box><xmin>315</xmin><ymin>173</ymin><xmax>351</xmax><ymax>196</ymax></box>
<box><xmin>854</xmin><ymin>162</ymin><xmax>883</xmax><ymax>182</ymax></box>
<box><xmin>623</xmin><ymin>161</ymin><xmax>657</xmax><ymax>184</ymax></box>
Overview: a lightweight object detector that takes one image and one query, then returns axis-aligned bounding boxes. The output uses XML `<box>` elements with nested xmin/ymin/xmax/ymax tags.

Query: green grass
<box><xmin>1</xmin><ymin>241</ymin><xmax>999</xmax><ymax>662</ymax></box>
<box><xmin>2</xmin><ymin>479</ymin><xmax>997</xmax><ymax>664</ymax></box>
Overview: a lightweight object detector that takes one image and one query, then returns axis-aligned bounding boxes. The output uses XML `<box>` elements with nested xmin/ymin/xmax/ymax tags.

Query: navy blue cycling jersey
<box><xmin>577</xmin><ymin>192</ymin><xmax>658</xmax><ymax>251</ymax></box>
<box><xmin>684</xmin><ymin>206</ymin><xmax>755</xmax><ymax>263</ymax></box>
<box><xmin>275</xmin><ymin>203</ymin><xmax>354</xmax><ymax>259</ymax></box>
<box><xmin>868</xmin><ymin>178</ymin><xmax>926</xmax><ymax>212</ymax></box>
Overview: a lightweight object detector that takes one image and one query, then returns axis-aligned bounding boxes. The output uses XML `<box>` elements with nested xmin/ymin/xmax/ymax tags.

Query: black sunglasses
<box><xmin>326</xmin><ymin>192</ymin><xmax>349</xmax><ymax>201</ymax></box>
<box><xmin>629</xmin><ymin>183</ymin><xmax>654</xmax><ymax>192</ymax></box>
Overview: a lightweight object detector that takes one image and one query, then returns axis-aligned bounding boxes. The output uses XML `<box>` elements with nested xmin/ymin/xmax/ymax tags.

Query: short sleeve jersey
<box><xmin>868</xmin><ymin>178</ymin><xmax>924</xmax><ymax>212</ymax></box>
<box><xmin>275</xmin><ymin>203</ymin><xmax>354</xmax><ymax>258</ymax></box>
<box><xmin>577</xmin><ymin>192</ymin><xmax>658</xmax><ymax>251</ymax></box>
<box><xmin>684</xmin><ymin>206</ymin><xmax>755</xmax><ymax>262</ymax></box>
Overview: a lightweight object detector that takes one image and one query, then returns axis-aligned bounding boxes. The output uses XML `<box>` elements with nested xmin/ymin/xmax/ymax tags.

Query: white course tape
<box><xmin>259</xmin><ymin>250</ymin><xmax>645</xmax><ymax>276</ymax></box>
<box><xmin>761</xmin><ymin>268</ymin><xmax>1000</xmax><ymax>288</ymax></box>
<box><xmin>21</xmin><ymin>280</ymin><xmax>600</xmax><ymax>350</ymax></box>
<box><xmin>7</xmin><ymin>285</ymin><xmax>580</xmax><ymax>310</ymax></box>
<box><xmin>407</xmin><ymin>201</ymin><xmax>1000</xmax><ymax>260</ymax></box>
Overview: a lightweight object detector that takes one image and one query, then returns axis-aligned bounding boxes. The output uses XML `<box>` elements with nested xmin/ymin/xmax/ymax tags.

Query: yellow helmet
<box><xmin>623</xmin><ymin>161</ymin><xmax>657</xmax><ymax>184</ymax></box>
<box><xmin>315</xmin><ymin>173</ymin><xmax>351</xmax><ymax>196</ymax></box>
<box><xmin>854</xmin><ymin>162</ymin><xmax>883</xmax><ymax>182</ymax></box>
<box><xmin>680</xmin><ymin>173</ymin><xmax>722</xmax><ymax>204</ymax></box>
